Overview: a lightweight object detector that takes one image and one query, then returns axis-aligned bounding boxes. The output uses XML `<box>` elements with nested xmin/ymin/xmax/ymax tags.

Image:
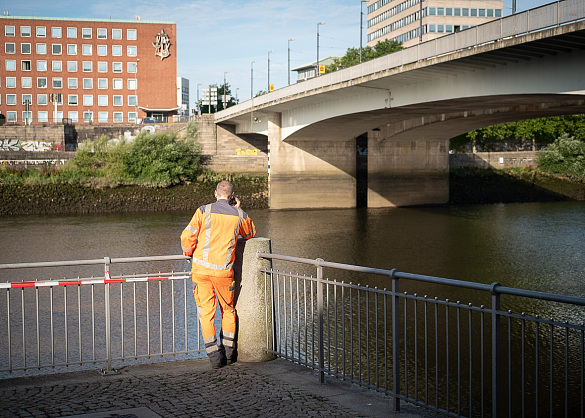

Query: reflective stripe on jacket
<box><xmin>180</xmin><ymin>199</ymin><xmax>257</xmax><ymax>274</ymax></box>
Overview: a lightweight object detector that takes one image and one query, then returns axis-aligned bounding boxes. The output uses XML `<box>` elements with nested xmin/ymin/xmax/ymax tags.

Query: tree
<box><xmin>325</xmin><ymin>39</ymin><xmax>403</xmax><ymax>73</ymax></box>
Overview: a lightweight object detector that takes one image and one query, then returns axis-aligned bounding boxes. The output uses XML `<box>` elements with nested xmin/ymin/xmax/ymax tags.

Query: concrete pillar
<box><xmin>268</xmin><ymin>111</ymin><xmax>357</xmax><ymax>209</ymax></box>
<box><xmin>367</xmin><ymin>129</ymin><xmax>449</xmax><ymax>207</ymax></box>
<box><xmin>233</xmin><ymin>237</ymin><xmax>275</xmax><ymax>362</ymax></box>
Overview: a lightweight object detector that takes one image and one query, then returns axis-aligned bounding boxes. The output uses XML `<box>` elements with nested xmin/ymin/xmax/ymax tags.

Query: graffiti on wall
<box><xmin>0</xmin><ymin>139</ymin><xmax>54</xmax><ymax>152</ymax></box>
<box><xmin>235</xmin><ymin>148</ymin><xmax>259</xmax><ymax>156</ymax></box>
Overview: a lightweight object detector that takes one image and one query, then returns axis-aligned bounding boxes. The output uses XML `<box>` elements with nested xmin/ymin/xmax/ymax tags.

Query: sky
<box><xmin>6</xmin><ymin>0</ymin><xmax>557</xmax><ymax>108</ymax></box>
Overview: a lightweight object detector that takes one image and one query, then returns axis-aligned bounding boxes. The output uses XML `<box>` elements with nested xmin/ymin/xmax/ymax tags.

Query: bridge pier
<box><xmin>268</xmin><ymin>112</ymin><xmax>357</xmax><ymax>209</ymax></box>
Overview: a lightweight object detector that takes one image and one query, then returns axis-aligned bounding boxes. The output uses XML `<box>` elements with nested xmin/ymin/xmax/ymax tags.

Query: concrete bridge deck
<box><xmin>0</xmin><ymin>359</ymin><xmax>429</xmax><ymax>417</ymax></box>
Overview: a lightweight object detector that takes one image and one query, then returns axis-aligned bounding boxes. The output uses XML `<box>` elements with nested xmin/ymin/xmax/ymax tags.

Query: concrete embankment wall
<box><xmin>449</xmin><ymin>151</ymin><xmax>538</xmax><ymax>169</ymax></box>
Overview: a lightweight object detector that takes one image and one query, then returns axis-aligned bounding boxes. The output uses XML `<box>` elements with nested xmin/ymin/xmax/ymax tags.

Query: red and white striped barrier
<box><xmin>0</xmin><ymin>274</ymin><xmax>192</xmax><ymax>289</ymax></box>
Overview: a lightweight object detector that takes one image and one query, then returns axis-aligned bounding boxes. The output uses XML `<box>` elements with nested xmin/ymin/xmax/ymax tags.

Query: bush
<box><xmin>538</xmin><ymin>133</ymin><xmax>585</xmax><ymax>181</ymax></box>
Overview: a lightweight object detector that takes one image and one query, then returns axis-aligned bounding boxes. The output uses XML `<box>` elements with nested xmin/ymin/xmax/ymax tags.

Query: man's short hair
<box><xmin>216</xmin><ymin>180</ymin><xmax>234</xmax><ymax>198</ymax></box>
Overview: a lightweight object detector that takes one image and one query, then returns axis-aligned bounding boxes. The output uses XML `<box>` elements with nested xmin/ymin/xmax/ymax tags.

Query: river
<box><xmin>1</xmin><ymin>201</ymin><xmax>584</xmax><ymax>300</ymax></box>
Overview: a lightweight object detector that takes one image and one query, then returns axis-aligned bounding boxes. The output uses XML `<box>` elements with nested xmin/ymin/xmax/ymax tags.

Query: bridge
<box><xmin>215</xmin><ymin>0</ymin><xmax>585</xmax><ymax>209</ymax></box>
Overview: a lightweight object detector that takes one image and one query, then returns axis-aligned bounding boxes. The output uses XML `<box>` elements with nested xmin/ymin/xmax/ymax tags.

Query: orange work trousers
<box><xmin>192</xmin><ymin>271</ymin><xmax>236</xmax><ymax>340</ymax></box>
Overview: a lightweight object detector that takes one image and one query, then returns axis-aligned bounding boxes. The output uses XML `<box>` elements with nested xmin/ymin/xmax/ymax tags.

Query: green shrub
<box><xmin>538</xmin><ymin>133</ymin><xmax>585</xmax><ymax>181</ymax></box>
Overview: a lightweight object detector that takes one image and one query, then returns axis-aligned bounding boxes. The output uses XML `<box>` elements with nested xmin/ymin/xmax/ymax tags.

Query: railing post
<box><xmin>391</xmin><ymin>269</ymin><xmax>401</xmax><ymax>412</ymax></box>
<box><xmin>103</xmin><ymin>257</ymin><xmax>113</xmax><ymax>374</ymax></box>
<box><xmin>491</xmin><ymin>282</ymin><xmax>502</xmax><ymax>418</ymax></box>
<box><xmin>316</xmin><ymin>258</ymin><xmax>325</xmax><ymax>384</ymax></box>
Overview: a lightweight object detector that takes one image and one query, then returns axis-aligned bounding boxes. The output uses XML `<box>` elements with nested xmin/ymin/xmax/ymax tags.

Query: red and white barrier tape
<box><xmin>0</xmin><ymin>274</ymin><xmax>192</xmax><ymax>289</ymax></box>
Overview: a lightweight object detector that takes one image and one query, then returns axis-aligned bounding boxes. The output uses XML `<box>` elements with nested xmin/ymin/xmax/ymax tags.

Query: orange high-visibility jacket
<box><xmin>180</xmin><ymin>199</ymin><xmax>257</xmax><ymax>276</ymax></box>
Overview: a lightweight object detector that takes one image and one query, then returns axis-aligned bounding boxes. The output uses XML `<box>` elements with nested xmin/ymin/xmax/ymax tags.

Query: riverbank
<box><xmin>2</xmin><ymin>169</ymin><xmax>585</xmax><ymax>215</ymax></box>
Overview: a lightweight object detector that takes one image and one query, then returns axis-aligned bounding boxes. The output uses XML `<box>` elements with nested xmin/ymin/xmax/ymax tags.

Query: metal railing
<box><xmin>0</xmin><ymin>255</ymin><xmax>203</xmax><ymax>377</ymax></box>
<box><xmin>258</xmin><ymin>252</ymin><xmax>585</xmax><ymax>417</ymax></box>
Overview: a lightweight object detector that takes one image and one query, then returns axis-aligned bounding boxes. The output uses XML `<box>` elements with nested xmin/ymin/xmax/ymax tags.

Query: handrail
<box><xmin>0</xmin><ymin>254</ymin><xmax>190</xmax><ymax>270</ymax></box>
<box><xmin>258</xmin><ymin>251</ymin><xmax>585</xmax><ymax>306</ymax></box>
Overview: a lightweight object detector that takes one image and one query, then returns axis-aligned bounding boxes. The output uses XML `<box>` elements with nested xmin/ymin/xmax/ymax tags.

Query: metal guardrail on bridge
<box><xmin>258</xmin><ymin>252</ymin><xmax>585</xmax><ymax>417</ymax></box>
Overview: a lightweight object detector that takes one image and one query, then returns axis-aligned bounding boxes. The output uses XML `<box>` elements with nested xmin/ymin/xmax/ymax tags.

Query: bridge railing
<box><xmin>0</xmin><ymin>255</ymin><xmax>201</xmax><ymax>377</ymax></box>
<box><xmin>217</xmin><ymin>0</ymin><xmax>585</xmax><ymax>122</ymax></box>
<box><xmin>258</xmin><ymin>252</ymin><xmax>585</xmax><ymax>417</ymax></box>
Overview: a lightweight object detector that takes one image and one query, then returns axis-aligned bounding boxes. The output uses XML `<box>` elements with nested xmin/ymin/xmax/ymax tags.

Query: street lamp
<box><xmin>250</xmin><ymin>60</ymin><xmax>256</xmax><ymax>99</ymax></box>
<box><xmin>236</xmin><ymin>88</ymin><xmax>239</xmax><ymax>103</ymax></box>
<box><xmin>197</xmin><ymin>83</ymin><xmax>202</xmax><ymax>114</ymax></box>
<box><xmin>317</xmin><ymin>22</ymin><xmax>325</xmax><ymax>77</ymax></box>
<box><xmin>223</xmin><ymin>71</ymin><xmax>229</xmax><ymax>109</ymax></box>
<box><xmin>360</xmin><ymin>1</ymin><xmax>367</xmax><ymax>63</ymax></box>
<box><xmin>288</xmin><ymin>38</ymin><xmax>295</xmax><ymax>85</ymax></box>
<box><xmin>267</xmin><ymin>50</ymin><xmax>274</xmax><ymax>92</ymax></box>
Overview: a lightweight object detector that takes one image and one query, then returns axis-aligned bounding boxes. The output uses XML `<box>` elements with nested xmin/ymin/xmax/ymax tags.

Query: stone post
<box><xmin>233</xmin><ymin>237</ymin><xmax>275</xmax><ymax>362</ymax></box>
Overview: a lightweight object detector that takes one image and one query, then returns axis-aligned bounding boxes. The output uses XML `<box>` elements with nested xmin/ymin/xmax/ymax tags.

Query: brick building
<box><xmin>0</xmin><ymin>15</ymin><xmax>177</xmax><ymax>125</ymax></box>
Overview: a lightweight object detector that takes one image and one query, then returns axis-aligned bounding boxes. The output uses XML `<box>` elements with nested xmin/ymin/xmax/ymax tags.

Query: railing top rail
<box><xmin>0</xmin><ymin>254</ymin><xmax>190</xmax><ymax>270</ymax></box>
<box><xmin>258</xmin><ymin>252</ymin><xmax>585</xmax><ymax>307</ymax></box>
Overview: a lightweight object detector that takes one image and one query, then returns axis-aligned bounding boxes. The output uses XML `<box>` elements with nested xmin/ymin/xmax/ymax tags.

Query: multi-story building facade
<box><xmin>177</xmin><ymin>76</ymin><xmax>189</xmax><ymax>118</ymax></box>
<box><xmin>367</xmin><ymin>0</ymin><xmax>503</xmax><ymax>48</ymax></box>
<box><xmin>0</xmin><ymin>15</ymin><xmax>177</xmax><ymax>125</ymax></box>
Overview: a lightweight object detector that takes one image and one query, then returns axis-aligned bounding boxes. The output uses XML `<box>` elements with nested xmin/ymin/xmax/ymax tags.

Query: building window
<box><xmin>97</xmin><ymin>62</ymin><xmax>107</xmax><ymax>73</ymax></box>
<box><xmin>52</xmin><ymin>77</ymin><xmax>62</xmax><ymax>88</ymax></box>
<box><xmin>5</xmin><ymin>25</ymin><xmax>15</xmax><ymax>36</ymax></box>
<box><xmin>98</xmin><ymin>78</ymin><xmax>108</xmax><ymax>89</ymax></box>
<box><xmin>113</xmin><ymin>62</ymin><xmax>122</xmax><ymax>73</ymax></box>
<box><xmin>128</xmin><ymin>95</ymin><xmax>137</xmax><ymax>106</ymax></box>
<box><xmin>113</xmin><ymin>112</ymin><xmax>123</xmax><ymax>123</ymax></box>
<box><xmin>6</xmin><ymin>94</ymin><xmax>17</xmax><ymax>105</ymax></box>
<box><xmin>97</xmin><ymin>45</ymin><xmax>107</xmax><ymax>56</ymax></box>
<box><xmin>37</xmin><ymin>60</ymin><xmax>47</xmax><ymax>71</ymax></box>
<box><xmin>67</xmin><ymin>27</ymin><xmax>77</xmax><ymax>38</ymax></box>
<box><xmin>6</xmin><ymin>77</ymin><xmax>16</xmax><ymax>88</ymax></box>
<box><xmin>428</xmin><ymin>7</ymin><xmax>435</xmax><ymax>15</ymax></box>
<box><xmin>128</xmin><ymin>112</ymin><xmax>137</xmax><ymax>123</ymax></box>
<box><xmin>21</xmin><ymin>77</ymin><xmax>32</xmax><ymax>88</ymax></box>
<box><xmin>471</xmin><ymin>8</ymin><xmax>477</xmax><ymax>17</ymax></box>
<box><xmin>67</xmin><ymin>44</ymin><xmax>77</xmax><ymax>55</ymax></box>
<box><xmin>5</xmin><ymin>59</ymin><xmax>16</xmax><ymax>71</ymax></box>
<box><xmin>112</xmin><ymin>29</ymin><xmax>122</xmax><ymax>40</ymax></box>
<box><xmin>98</xmin><ymin>112</ymin><xmax>108</xmax><ymax>123</ymax></box>
<box><xmin>5</xmin><ymin>43</ymin><xmax>15</xmax><ymax>54</ymax></box>
<box><xmin>479</xmin><ymin>9</ymin><xmax>486</xmax><ymax>17</ymax></box>
<box><xmin>36</xmin><ymin>26</ymin><xmax>46</xmax><ymax>37</ymax></box>
<box><xmin>21</xmin><ymin>43</ymin><xmax>31</xmax><ymax>54</ymax></box>
<box><xmin>67</xmin><ymin>61</ymin><xmax>77</xmax><ymax>72</ymax></box>
<box><xmin>51</xmin><ymin>27</ymin><xmax>62</xmax><ymax>38</ymax></box>
<box><xmin>83</xmin><ymin>95</ymin><xmax>93</xmax><ymax>106</ymax></box>
<box><xmin>98</xmin><ymin>95</ymin><xmax>108</xmax><ymax>106</ymax></box>
<box><xmin>52</xmin><ymin>44</ymin><xmax>62</xmax><ymax>55</ymax></box>
<box><xmin>21</xmin><ymin>60</ymin><xmax>31</xmax><ymax>71</ymax></box>
<box><xmin>82</xmin><ymin>28</ymin><xmax>92</xmax><ymax>39</ymax></box>
<box><xmin>462</xmin><ymin>8</ymin><xmax>469</xmax><ymax>16</ymax></box>
<box><xmin>22</xmin><ymin>94</ymin><xmax>32</xmax><ymax>105</ymax></box>
<box><xmin>428</xmin><ymin>24</ymin><xmax>436</xmax><ymax>33</ymax></box>
<box><xmin>495</xmin><ymin>9</ymin><xmax>502</xmax><ymax>17</ymax></box>
<box><xmin>113</xmin><ymin>79</ymin><xmax>123</xmax><ymax>89</ymax></box>
<box><xmin>37</xmin><ymin>77</ymin><xmax>47</xmax><ymax>88</ymax></box>
<box><xmin>38</xmin><ymin>111</ymin><xmax>49</xmax><ymax>123</ymax></box>
<box><xmin>53</xmin><ymin>111</ymin><xmax>63</xmax><ymax>122</ymax></box>
<box><xmin>112</xmin><ymin>45</ymin><xmax>122</xmax><ymax>56</ymax></box>
<box><xmin>437</xmin><ymin>7</ymin><xmax>444</xmax><ymax>16</ymax></box>
<box><xmin>22</xmin><ymin>111</ymin><xmax>32</xmax><ymax>122</ymax></box>
<box><xmin>52</xmin><ymin>60</ymin><xmax>62</xmax><ymax>71</ymax></box>
<box><xmin>127</xmin><ymin>79</ymin><xmax>137</xmax><ymax>90</ymax></box>
<box><xmin>127</xmin><ymin>29</ymin><xmax>137</xmax><ymax>40</ymax></box>
<box><xmin>83</xmin><ymin>78</ymin><xmax>92</xmax><ymax>89</ymax></box>
<box><xmin>454</xmin><ymin>8</ymin><xmax>461</xmax><ymax>17</ymax></box>
<box><xmin>38</xmin><ymin>94</ymin><xmax>48</xmax><ymax>105</ymax></box>
<box><xmin>127</xmin><ymin>46</ymin><xmax>137</xmax><ymax>57</ymax></box>
<box><xmin>36</xmin><ymin>43</ymin><xmax>47</xmax><ymax>54</ymax></box>
<box><xmin>68</xmin><ymin>111</ymin><xmax>79</xmax><ymax>122</ymax></box>
<box><xmin>68</xmin><ymin>78</ymin><xmax>78</xmax><ymax>89</ymax></box>
<box><xmin>128</xmin><ymin>62</ymin><xmax>137</xmax><ymax>73</ymax></box>
<box><xmin>97</xmin><ymin>28</ymin><xmax>107</xmax><ymax>39</ymax></box>
<box><xmin>113</xmin><ymin>95</ymin><xmax>123</xmax><ymax>106</ymax></box>
<box><xmin>82</xmin><ymin>44</ymin><xmax>92</xmax><ymax>55</ymax></box>
<box><xmin>82</xmin><ymin>61</ymin><xmax>92</xmax><ymax>72</ymax></box>
<box><xmin>21</xmin><ymin>26</ymin><xmax>31</xmax><ymax>37</ymax></box>
<box><xmin>68</xmin><ymin>95</ymin><xmax>78</xmax><ymax>105</ymax></box>
<box><xmin>84</xmin><ymin>111</ymin><xmax>93</xmax><ymax>123</ymax></box>
<box><xmin>7</xmin><ymin>112</ymin><xmax>17</xmax><ymax>122</ymax></box>
<box><xmin>446</xmin><ymin>8</ymin><xmax>452</xmax><ymax>16</ymax></box>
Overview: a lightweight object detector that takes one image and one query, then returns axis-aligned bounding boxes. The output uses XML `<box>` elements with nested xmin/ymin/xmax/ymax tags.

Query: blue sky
<box><xmin>7</xmin><ymin>0</ymin><xmax>555</xmax><ymax>107</ymax></box>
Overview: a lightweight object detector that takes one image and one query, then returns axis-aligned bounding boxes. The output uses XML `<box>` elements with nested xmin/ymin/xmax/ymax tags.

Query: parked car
<box><xmin>141</xmin><ymin>117</ymin><xmax>156</xmax><ymax>124</ymax></box>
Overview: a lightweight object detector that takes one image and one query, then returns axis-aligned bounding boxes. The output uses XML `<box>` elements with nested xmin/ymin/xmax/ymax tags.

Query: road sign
<box><xmin>269</xmin><ymin>84</ymin><xmax>274</xmax><ymax>92</ymax></box>
<box><xmin>201</xmin><ymin>87</ymin><xmax>217</xmax><ymax>106</ymax></box>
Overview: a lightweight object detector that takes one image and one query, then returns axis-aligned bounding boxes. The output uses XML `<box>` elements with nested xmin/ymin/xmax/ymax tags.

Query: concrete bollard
<box><xmin>233</xmin><ymin>237</ymin><xmax>275</xmax><ymax>362</ymax></box>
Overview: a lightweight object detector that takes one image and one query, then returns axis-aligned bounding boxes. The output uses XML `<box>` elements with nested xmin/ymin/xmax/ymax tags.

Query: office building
<box><xmin>0</xmin><ymin>15</ymin><xmax>177</xmax><ymax>125</ymax></box>
<box><xmin>366</xmin><ymin>0</ymin><xmax>504</xmax><ymax>48</ymax></box>
<box><xmin>177</xmin><ymin>76</ymin><xmax>189</xmax><ymax>118</ymax></box>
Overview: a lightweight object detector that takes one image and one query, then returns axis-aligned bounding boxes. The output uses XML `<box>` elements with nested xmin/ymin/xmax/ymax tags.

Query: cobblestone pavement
<box><xmin>0</xmin><ymin>359</ymin><xmax>429</xmax><ymax>418</ymax></box>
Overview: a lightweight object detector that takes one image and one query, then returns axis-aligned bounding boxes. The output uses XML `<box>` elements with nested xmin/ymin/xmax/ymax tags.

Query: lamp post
<box><xmin>134</xmin><ymin>59</ymin><xmax>139</xmax><ymax>123</ymax></box>
<box><xmin>288</xmin><ymin>38</ymin><xmax>295</xmax><ymax>85</ymax></box>
<box><xmin>419</xmin><ymin>0</ymin><xmax>424</xmax><ymax>43</ymax></box>
<box><xmin>197</xmin><ymin>83</ymin><xmax>202</xmax><ymax>114</ymax></box>
<box><xmin>251</xmin><ymin>60</ymin><xmax>255</xmax><ymax>99</ymax></box>
<box><xmin>317</xmin><ymin>21</ymin><xmax>325</xmax><ymax>77</ymax></box>
<box><xmin>223</xmin><ymin>71</ymin><xmax>229</xmax><ymax>110</ymax></box>
<box><xmin>236</xmin><ymin>87</ymin><xmax>239</xmax><ymax>103</ymax></box>
<box><xmin>360</xmin><ymin>1</ymin><xmax>367</xmax><ymax>63</ymax></box>
<box><xmin>267</xmin><ymin>50</ymin><xmax>274</xmax><ymax>92</ymax></box>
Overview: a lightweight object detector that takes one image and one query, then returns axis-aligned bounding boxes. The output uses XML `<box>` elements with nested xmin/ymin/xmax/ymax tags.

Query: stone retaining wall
<box><xmin>450</xmin><ymin>151</ymin><xmax>538</xmax><ymax>169</ymax></box>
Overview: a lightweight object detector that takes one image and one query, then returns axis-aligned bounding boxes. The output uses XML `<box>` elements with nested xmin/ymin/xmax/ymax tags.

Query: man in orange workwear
<box><xmin>180</xmin><ymin>180</ymin><xmax>257</xmax><ymax>368</ymax></box>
